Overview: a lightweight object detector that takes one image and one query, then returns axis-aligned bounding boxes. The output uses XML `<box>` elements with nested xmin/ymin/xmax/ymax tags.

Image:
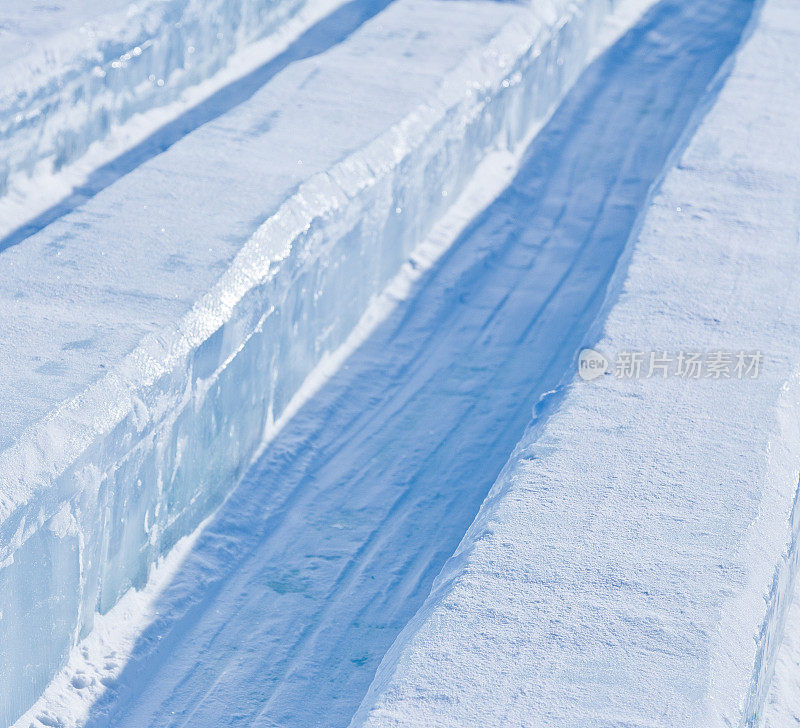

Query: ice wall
<box><xmin>0</xmin><ymin>0</ymin><xmax>313</xmax><ymax>195</ymax></box>
<box><xmin>0</xmin><ymin>0</ymin><xmax>619</xmax><ymax>722</ymax></box>
<box><xmin>350</xmin><ymin>1</ymin><xmax>800</xmax><ymax>726</ymax></box>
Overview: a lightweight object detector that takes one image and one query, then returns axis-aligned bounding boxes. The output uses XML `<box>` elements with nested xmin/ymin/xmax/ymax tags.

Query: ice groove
<box><xmin>0</xmin><ymin>0</ymin><xmax>615</xmax><ymax>723</ymax></box>
<box><xmin>62</xmin><ymin>1</ymin><xmax>754</xmax><ymax>726</ymax></box>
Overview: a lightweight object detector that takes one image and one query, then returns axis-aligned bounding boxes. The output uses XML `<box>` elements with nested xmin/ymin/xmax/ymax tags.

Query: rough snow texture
<box><xmin>0</xmin><ymin>0</ymin><xmax>619</xmax><ymax>723</ymax></box>
<box><xmin>350</xmin><ymin>1</ymin><xmax>800</xmax><ymax>727</ymax></box>
<box><xmin>0</xmin><ymin>0</ymin><xmax>310</xmax><ymax>195</ymax></box>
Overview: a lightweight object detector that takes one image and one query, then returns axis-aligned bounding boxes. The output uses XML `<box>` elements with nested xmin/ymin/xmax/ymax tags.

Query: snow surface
<box><xmin>350</xmin><ymin>0</ymin><xmax>800</xmax><ymax>726</ymax></box>
<box><xmin>0</xmin><ymin>0</ymin><xmax>391</xmax><ymax>251</ymax></box>
<box><xmin>0</xmin><ymin>0</ymin><xmax>622</xmax><ymax>723</ymax></box>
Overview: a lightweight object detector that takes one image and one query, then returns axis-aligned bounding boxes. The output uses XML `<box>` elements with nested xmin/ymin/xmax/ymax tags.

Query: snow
<box><xmin>350</xmin><ymin>0</ymin><xmax>800</xmax><ymax>726</ymax></box>
<box><xmin>0</xmin><ymin>0</ymin><xmax>623</xmax><ymax>723</ymax></box>
<box><xmin>10</xmin><ymin>0</ymin><xmax>768</xmax><ymax>723</ymax></box>
<box><xmin>0</xmin><ymin>0</ymin><xmax>384</xmax><ymax>250</ymax></box>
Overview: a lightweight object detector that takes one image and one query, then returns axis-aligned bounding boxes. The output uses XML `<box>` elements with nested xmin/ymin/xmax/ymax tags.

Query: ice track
<box><xmin>72</xmin><ymin>1</ymin><xmax>751</xmax><ymax>725</ymax></box>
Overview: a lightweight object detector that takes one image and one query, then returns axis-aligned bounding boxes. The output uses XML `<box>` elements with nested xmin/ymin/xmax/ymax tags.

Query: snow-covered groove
<box><xmin>349</xmin><ymin>1</ymin><xmax>800</xmax><ymax>726</ymax></box>
<box><xmin>0</xmin><ymin>0</ymin><xmax>620</xmax><ymax>723</ymax></box>
<box><xmin>14</xmin><ymin>1</ymin><xmax>702</xmax><ymax>721</ymax></box>
<box><xmin>0</xmin><ymin>0</ymin><xmax>327</xmax><ymax>198</ymax></box>
<box><xmin>7</xmin><ymin>143</ymin><xmax>527</xmax><ymax>728</ymax></box>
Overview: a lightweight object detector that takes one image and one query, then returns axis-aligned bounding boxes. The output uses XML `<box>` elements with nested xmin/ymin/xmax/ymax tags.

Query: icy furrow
<box><xmin>0</xmin><ymin>0</ymin><xmax>619</xmax><ymax>723</ymax></box>
<box><xmin>351</xmin><ymin>1</ymin><xmax>800</xmax><ymax>726</ymax></box>
<box><xmin>18</xmin><ymin>0</ymin><xmax>740</xmax><ymax>722</ymax></box>
<box><xmin>16</xmin><ymin>0</ymin><xmax>760</xmax><ymax>724</ymax></box>
<box><xmin>0</xmin><ymin>0</ymin><xmax>330</xmax><ymax>198</ymax></box>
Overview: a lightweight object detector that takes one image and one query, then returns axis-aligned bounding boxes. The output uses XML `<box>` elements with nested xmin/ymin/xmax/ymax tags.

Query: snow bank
<box><xmin>0</xmin><ymin>0</ymin><xmax>315</xmax><ymax>196</ymax></box>
<box><xmin>0</xmin><ymin>0</ymin><xmax>619</xmax><ymax>722</ymax></box>
<box><xmin>350</xmin><ymin>1</ymin><xmax>800</xmax><ymax>726</ymax></box>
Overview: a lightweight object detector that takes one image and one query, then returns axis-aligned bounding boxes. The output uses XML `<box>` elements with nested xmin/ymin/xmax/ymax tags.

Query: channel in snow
<box><xmin>0</xmin><ymin>0</ymin><xmax>619</xmax><ymax>723</ymax></box>
<box><xmin>16</xmin><ymin>0</ymin><xmax>762</xmax><ymax>725</ymax></box>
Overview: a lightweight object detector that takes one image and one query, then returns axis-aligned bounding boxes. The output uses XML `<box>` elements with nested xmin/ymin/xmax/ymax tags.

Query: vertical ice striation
<box><xmin>0</xmin><ymin>0</ymin><xmax>315</xmax><ymax>195</ymax></box>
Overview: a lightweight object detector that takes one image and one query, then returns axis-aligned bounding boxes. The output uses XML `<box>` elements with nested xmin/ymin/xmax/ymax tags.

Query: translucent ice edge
<box><xmin>0</xmin><ymin>0</ymin><xmax>312</xmax><ymax>195</ymax></box>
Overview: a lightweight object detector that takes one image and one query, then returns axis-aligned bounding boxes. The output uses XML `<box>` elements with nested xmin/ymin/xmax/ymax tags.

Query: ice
<box><xmin>0</xmin><ymin>0</ymin><xmax>619</xmax><ymax>722</ymax></box>
<box><xmin>0</xmin><ymin>0</ymin><xmax>313</xmax><ymax>195</ymax></box>
<box><xmin>765</xmin><ymin>576</ymin><xmax>800</xmax><ymax>727</ymax></box>
<box><xmin>350</xmin><ymin>1</ymin><xmax>800</xmax><ymax>726</ymax></box>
